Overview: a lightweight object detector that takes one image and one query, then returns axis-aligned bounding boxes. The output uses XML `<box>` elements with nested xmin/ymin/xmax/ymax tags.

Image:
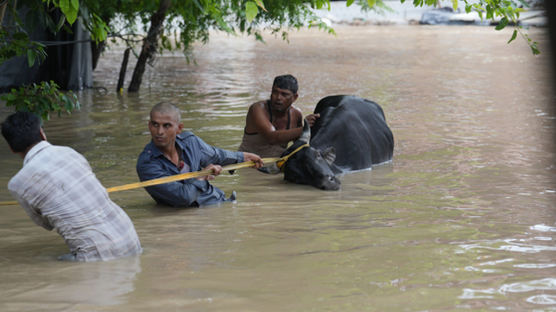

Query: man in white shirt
<box><xmin>2</xmin><ymin>111</ymin><xmax>142</xmax><ymax>261</ymax></box>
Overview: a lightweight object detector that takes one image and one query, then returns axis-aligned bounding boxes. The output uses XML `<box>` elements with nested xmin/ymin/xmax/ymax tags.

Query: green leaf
<box><xmin>71</xmin><ymin>0</ymin><xmax>79</xmax><ymax>11</ymax></box>
<box><xmin>59</xmin><ymin>0</ymin><xmax>79</xmax><ymax>24</ymax></box>
<box><xmin>452</xmin><ymin>0</ymin><xmax>458</xmax><ymax>11</ymax></box>
<box><xmin>245</xmin><ymin>1</ymin><xmax>258</xmax><ymax>23</ymax></box>
<box><xmin>346</xmin><ymin>0</ymin><xmax>355</xmax><ymax>6</ymax></box>
<box><xmin>254</xmin><ymin>0</ymin><xmax>267</xmax><ymax>12</ymax></box>
<box><xmin>2</xmin><ymin>81</ymin><xmax>80</xmax><ymax>121</ymax></box>
<box><xmin>56</xmin><ymin>15</ymin><xmax>66</xmax><ymax>32</ymax></box>
<box><xmin>316</xmin><ymin>0</ymin><xmax>323</xmax><ymax>10</ymax></box>
<box><xmin>27</xmin><ymin>50</ymin><xmax>36</xmax><ymax>67</ymax></box>
<box><xmin>465</xmin><ymin>4</ymin><xmax>471</xmax><ymax>13</ymax></box>
<box><xmin>367</xmin><ymin>0</ymin><xmax>376</xmax><ymax>7</ymax></box>
<box><xmin>12</xmin><ymin>31</ymin><xmax>28</xmax><ymax>40</ymax></box>
<box><xmin>59</xmin><ymin>0</ymin><xmax>70</xmax><ymax>15</ymax></box>
<box><xmin>495</xmin><ymin>17</ymin><xmax>508</xmax><ymax>30</ymax></box>
<box><xmin>191</xmin><ymin>0</ymin><xmax>204</xmax><ymax>11</ymax></box>
<box><xmin>2</xmin><ymin>93</ymin><xmax>16</xmax><ymax>101</ymax></box>
<box><xmin>507</xmin><ymin>29</ymin><xmax>517</xmax><ymax>44</ymax></box>
<box><xmin>531</xmin><ymin>43</ymin><xmax>540</xmax><ymax>55</ymax></box>
<box><xmin>486</xmin><ymin>5</ymin><xmax>493</xmax><ymax>19</ymax></box>
<box><xmin>66</xmin><ymin>10</ymin><xmax>78</xmax><ymax>25</ymax></box>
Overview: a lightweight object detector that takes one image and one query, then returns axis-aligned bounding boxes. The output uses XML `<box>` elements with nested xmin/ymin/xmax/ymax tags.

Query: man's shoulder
<box><xmin>251</xmin><ymin>100</ymin><xmax>267</xmax><ymax>108</ymax></box>
<box><xmin>23</xmin><ymin>143</ymin><xmax>81</xmax><ymax>170</ymax></box>
<box><xmin>290</xmin><ymin>105</ymin><xmax>303</xmax><ymax>113</ymax></box>
<box><xmin>290</xmin><ymin>105</ymin><xmax>304</xmax><ymax>119</ymax></box>
<box><xmin>247</xmin><ymin>101</ymin><xmax>270</xmax><ymax>122</ymax></box>
<box><xmin>52</xmin><ymin>144</ymin><xmax>81</xmax><ymax>157</ymax></box>
<box><xmin>177</xmin><ymin>131</ymin><xmax>196</xmax><ymax>141</ymax></box>
<box><xmin>8</xmin><ymin>159</ymin><xmax>47</xmax><ymax>193</ymax></box>
<box><xmin>137</xmin><ymin>141</ymin><xmax>158</xmax><ymax>164</ymax></box>
<box><xmin>176</xmin><ymin>131</ymin><xmax>205</xmax><ymax>150</ymax></box>
<box><xmin>7</xmin><ymin>168</ymin><xmax>25</xmax><ymax>193</ymax></box>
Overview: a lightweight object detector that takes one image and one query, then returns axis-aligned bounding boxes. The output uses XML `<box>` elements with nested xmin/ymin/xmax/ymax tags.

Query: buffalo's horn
<box><xmin>299</xmin><ymin>118</ymin><xmax>311</xmax><ymax>143</ymax></box>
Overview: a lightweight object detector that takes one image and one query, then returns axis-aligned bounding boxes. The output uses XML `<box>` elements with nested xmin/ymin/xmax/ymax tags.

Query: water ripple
<box><xmin>499</xmin><ymin>278</ymin><xmax>556</xmax><ymax>294</ymax></box>
<box><xmin>514</xmin><ymin>263</ymin><xmax>556</xmax><ymax>269</ymax></box>
<box><xmin>459</xmin><ymin>238</ymin><xmax>556</xmax><ymax>254</ymax></box>
<box><xmin>459</xmin><ymin>288</ymin><xmax>496</xmax><ymax>299</ymax></box>
<box><xmin>526</xmin><ymin>294</ymin><xmax>556</xmax><ymax>305</ymax></box>
<box><xmin>461</xmin><ymin>279</ymin><xmax>556</xmax><ymax>305</ymax></box>
<box><xmin>530</xmin><ymin>224</ymin><xmax>556</xmax><ymax>232</ymax></box>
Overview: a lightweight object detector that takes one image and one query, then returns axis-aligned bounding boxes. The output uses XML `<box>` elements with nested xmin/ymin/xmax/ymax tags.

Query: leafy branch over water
<box><xmin>1</xmin><ymin>81</ymin><xmax>80</xmax><ymax>121</ymax></box>
<box><xmin>405</xmin><ymin>0</ymin><xmax>540</xmax><ymax>54</ymax></box>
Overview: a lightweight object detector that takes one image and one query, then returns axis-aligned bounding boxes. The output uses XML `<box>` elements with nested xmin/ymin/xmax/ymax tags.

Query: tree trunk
<box><xmin>91</xmin><ymin>40</ymin><xmax>105</xmax><ymax>71</ymax></box>
<box><xmin>117</xmin><ymin>48</ymin><xmax>131</xmax><ymax>93</ymax></box>
<box><xmin>128</xmin><ymin>0</ymin><xmax>171</xmax><ymax>92</ymax></box>
<box><xmin>0</xmin><ymin>0</ymin><xmax>8</xmax><ymax>25</ymax></box>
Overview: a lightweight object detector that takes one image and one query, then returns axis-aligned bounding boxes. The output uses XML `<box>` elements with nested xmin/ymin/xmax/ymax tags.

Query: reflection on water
<box><xmin>0</xmin><ymin>25</ymin><xmax>555</xmax><ymax>311</ymax></box>
<box><xmin>2</xmin><ymin>257</ymin><xmax>140</xmax><ymax>310</ymax></box>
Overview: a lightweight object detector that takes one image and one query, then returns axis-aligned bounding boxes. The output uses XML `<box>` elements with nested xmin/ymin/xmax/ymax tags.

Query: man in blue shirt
<box><xmin>137</xmin><ymin>102</ymin><xmax>263</xmax><ymax>207</ymax></box>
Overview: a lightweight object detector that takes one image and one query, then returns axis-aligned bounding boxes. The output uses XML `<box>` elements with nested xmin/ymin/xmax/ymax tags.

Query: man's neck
<box><xmin>271</xmin><ymin>106</ymin><xmax>290</xmax><ymax>118</ymax></box>
<box><xmin>159</xmin><ymin>142</ymin><xmax>179</xmax><ymax>166</ymax></box>
<box><xmin>18</xmin><ymin>140</ymin><xmax>44</xmax><ymax>159</ymax></box>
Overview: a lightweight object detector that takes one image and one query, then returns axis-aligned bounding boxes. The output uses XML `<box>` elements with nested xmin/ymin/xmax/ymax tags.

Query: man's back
<box><xmin>8</xmin><ymin>141</ymin><xmax>142</xmax><ymax>261</ymax></box>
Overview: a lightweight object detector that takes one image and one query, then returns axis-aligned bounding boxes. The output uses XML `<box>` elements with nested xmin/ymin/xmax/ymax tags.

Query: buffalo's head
<box><xmin>280</xmin><ymin>121</ymin><xmax>340</xmax><ymax>190</ymax></box>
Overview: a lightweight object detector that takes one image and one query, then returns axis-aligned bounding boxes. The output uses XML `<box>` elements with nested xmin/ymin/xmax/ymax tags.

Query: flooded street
<box><xmin>1</xmin><ymin>25</ymin><xmax>555</xmax><ymax>311</ymax></box>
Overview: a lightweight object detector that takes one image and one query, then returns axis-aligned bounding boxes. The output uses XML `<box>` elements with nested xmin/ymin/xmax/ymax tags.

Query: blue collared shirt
<box><xmin>136</xmin><ymin>131</ymin><xmax>244</xmax><ymax>207</ymax></box>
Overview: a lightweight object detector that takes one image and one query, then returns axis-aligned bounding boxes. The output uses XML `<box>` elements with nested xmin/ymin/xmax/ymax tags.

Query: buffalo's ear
<box><xmin>322</xmin><ymin>146</ymin><xmax>336</xmax><ymax>165</ymax></box>
<box><xmin>299</xmin><ymin>119</ymin><xmax>311</xmax><ymax>143</ymax></box>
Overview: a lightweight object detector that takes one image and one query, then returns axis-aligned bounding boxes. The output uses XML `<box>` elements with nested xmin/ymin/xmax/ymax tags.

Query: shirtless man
<box><xmin>238</xmin><ymin>74</ymin><xmax>319</xmax><ymax>158</ymax></box>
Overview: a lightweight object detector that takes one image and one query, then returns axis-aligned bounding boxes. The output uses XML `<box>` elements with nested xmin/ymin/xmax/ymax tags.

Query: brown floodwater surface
<box><xmin>0</xmin><ymin>25</ymin><xmax>555</xmax><ymax>311</ymax></box>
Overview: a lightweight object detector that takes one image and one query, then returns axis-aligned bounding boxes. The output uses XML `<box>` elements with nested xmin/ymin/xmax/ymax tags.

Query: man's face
<box><xmin>270</xmin><ymin>86</ymin><xmax>298</xmax><ymax>113</ymax></box>
<box><xmin>148</xmin><ymin>111</ymin><xmax>183</xmax><ymax>150</ymax></box>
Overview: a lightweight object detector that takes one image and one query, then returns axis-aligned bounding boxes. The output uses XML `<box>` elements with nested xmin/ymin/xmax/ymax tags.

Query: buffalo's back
<box><xmin>310</xmin><ymin>95</ymin><xmax>394</xmax><ymax>171</ymax></box>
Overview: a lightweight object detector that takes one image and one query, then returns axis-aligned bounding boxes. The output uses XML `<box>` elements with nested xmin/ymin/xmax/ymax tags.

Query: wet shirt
<box><xmin>136</xmin><ymin>131</ymin><xmax>244</xmax><ymax>207</ymax></box>
<box><xmin>8</xmin><ymin>141</ymin><xmax>143</xmax><ymax>262</ymax></box>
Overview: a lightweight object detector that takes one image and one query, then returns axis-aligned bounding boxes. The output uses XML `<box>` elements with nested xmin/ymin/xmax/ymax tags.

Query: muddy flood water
<box><xmin>0</xmin><ymin>25</ymin><xmax>555</xmax><ymax>311</ymax></box>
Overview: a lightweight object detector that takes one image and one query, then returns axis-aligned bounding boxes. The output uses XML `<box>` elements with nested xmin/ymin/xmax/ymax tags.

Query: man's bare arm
<box><xmin>248</xmin><ymin>103</ymin><xmax>302</xmax><ymax>144</ymax></box>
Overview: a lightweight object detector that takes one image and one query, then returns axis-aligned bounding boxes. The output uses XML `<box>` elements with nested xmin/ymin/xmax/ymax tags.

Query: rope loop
<box><xmin>276</xmin><ymin>143</ymin><xmax>310</xmax><ymax>170</ymax></box>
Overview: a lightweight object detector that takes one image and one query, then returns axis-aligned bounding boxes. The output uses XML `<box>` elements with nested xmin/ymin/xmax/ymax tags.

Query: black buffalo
<box><xmin>280</xmin><ymin>95</ymin><xmax>394</xmax><ymax>190</ymax></box>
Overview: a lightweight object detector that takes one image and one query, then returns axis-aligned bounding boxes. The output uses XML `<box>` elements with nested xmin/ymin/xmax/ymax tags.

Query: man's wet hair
<box><xmin>1</xmin><ymin>111</ymin><xmax>43</xmax><ymax>153</ymax></box>
<box><xmin>273</xmin><ymin>74</ymin><xmax>298</xmax><ymax>94</ymax></box>
<box><xmin>150</xmin><ymin>102</ymin><xmax>181</xmax><ymax>122</ymax></box>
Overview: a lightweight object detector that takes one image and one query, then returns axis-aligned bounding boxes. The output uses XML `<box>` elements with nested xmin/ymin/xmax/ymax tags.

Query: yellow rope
<box><xmin>0</xmin><ymin>201</ymin><xmax>18</xmax><ymax>206</ymax></box>
<box><xmin>0</xmin><ymin>145</ymin><xmax>310</xmax><ymax>207</ymax></box>
<box><xmin>276</xmin><ymin>143</ymin><xmax>309</xmax><ymax>169</ymax></box>
<box><xmin>104</xmin><ymin>157</ymin><xmax>281</xmax><ymax>193</ymax></box>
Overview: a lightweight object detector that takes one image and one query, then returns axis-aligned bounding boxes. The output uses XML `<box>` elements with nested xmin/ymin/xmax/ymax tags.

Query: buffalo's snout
<box><xmin>319</xmin><ymin>175</ymin><xmax>341</xmax><ymax>191</ymax></box>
